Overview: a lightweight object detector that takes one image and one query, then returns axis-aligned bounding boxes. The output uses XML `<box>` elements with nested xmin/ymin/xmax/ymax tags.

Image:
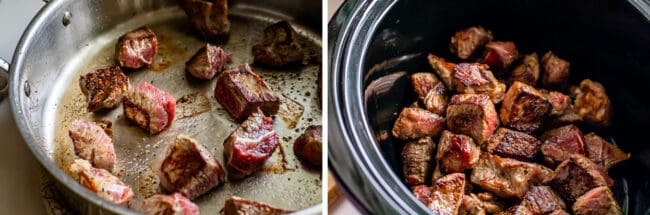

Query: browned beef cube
<box><xmin>427</xmin><ymin>173</ymin><xmax>466</xmax><ymax>215</ymax></box>
<box><xmin>413</xmin><ymin>185</ymin><xmax>433</xmax><ymax>204</ymax></box>
<box><xmin>500</xmin><ymin>81</ymin><xmax>551</xmax><ymax>133</ymax></box>
<box><xmin>181</xmin><ymin>0</ymin><xmax>230</xmax><ymax>38</ymax></box>
<box><xmin>540</xmin><ymin>124</ymin><xmax>586</xmax><ymax>166</ymax></box>
<box><xmin>542</xmin><ymin>90</ymin><xmax>572</xmax><ymax>116</ymax></box>
<box><xmin>252</xmin><ymin>21</ymin><xmax>304</xmax><ymax>67</ymax></box>
<box><xmin>224</xmin><ymin>108</ymin><xmax>279</xmax><ymax>180</ymax></box>
<box><xmin>293</xmin><ymin>125</ymin><xmax>322</xmax><ymax>167</ymax></box>
<box><xmin>157</xmin><ymin>134</ymin><xmax>225</xmax><ymax>200</ymax></box>
<box><xmin>411</xmin><ymin>72</ymin><xmax>440</xmax><ymax>100</ymax></box>
<box><xmin>533</xmin><ymin>163</ymin><xmax>555</xmax><ymax>185</ymax></box>
<box><xmin>549</xmin><ymin>209</ymin><xmax>571</xmax><ymax>215</ymax></box>
<box><xmin>69</xmin><ymin>120</ymin><xmax>116</xmax><ymax>171</ymax></box>
<box><xmin>452</xmin><ymin>63</ymin><xmax>506</xmax><ymax>103</ymax></box>
<box><xmin>446</xmin><ymin>94</ymin><xmax>498</xmax><ymax>144</ymax></box>
<box><xmin>392</xmin><ymin>107</ymin><xmax>446</xmax><ymax>139</ymax></box>
<box><xmin>215</xmin><ymin>64</ymin><xmax>280</xmax><ymax>120</ymax></box>
<box><xmin>483</xmin><ymin>41</ymin><xmax>519</xmax><ymax>75</ymax></box>
<box><xmin>496</xmin><ymin>204</ymin><xmax>532</xmax><ymax>215</ymax></box>
<box><xmin>460</xmin><ymin>193</ymin><xmax>505</xmax><ymax>215</ymax></box>
<box><xmin>509</xmin><ymin>53</ymin><xmax>540</xmax><ymax>86</ymax></box>
<box><xmin>476</xmin><ymin>192</ymin><xmax>505</xmax><ymax>213</ymax></box>
<box><xmin>486</xmin><ymin>128</ymin><xmax>541</xmax><ymax>162</ymax></box>
<box><xmin>116</xmin><ymin>27</ymin><xmax>158</xmax><ymax>69</ymax></box>
<box><xmin>123</xmin><ymin>82</ymin><xmax>176</xmax><ymax>134</ymax></box>
<box><xmin>574</xmin><ymin>79</ymin><xmax>613</xmax><ymax>127</ymax></box>
<box><xmin>471</xmin><ymin>153</ymin><xmax>541</xmax><ymax>199</ymax></box>
<box><xmin>522</xmin><ymin>186</ymin><xmax>566</xmax><ymax>215</ymax></box>
<box><xmin>436</xmin><ymin>130</ymin><xmax>480</xmax><ymax>173</ymax></box>
<box><xmin>402</xmin><ymin>137</ymin><xmax>435</xmax><ymax>186</ymax></box>
<box><xmin>68</xmin><ymin>159</ymin><xmax>134</xmax><ymax>206</ymax></box>
<box><xmin>186</xmin><ymin>44</ymin><xmax>230</xmax><ymax>79</ymax></box>
<box><xmin>141</xmin><ymin>193</ymin><xmax>199</xmax><ymax>215</ymax></box>
<box><xmin>79</xmin><ymin>66</ymin><xmax>129</xmax><ymax>112</ymax></box>
<box><xmin>551</xmin><ymin>154</ymin><xmax>613</xmax><ymax>202</ymax></box>
<box><xmin>584</xmin><ymin>133</ymin><xmax>629</xmax><ymax>171</ymax></box>
<box><xmin>450</xmin><ymin>26</ymin><xmax>493</xmax><ymax>60</ymax></box>
<box><xmin>223</xmin><ymin>196</ymin><xmax>292</xmax><ymax>215</ymax></box>
<box><xmin>424</xmin><ymin>83</ymin><xmax>448</xmax><ymax>115</ymax></box>
<box><xmin>541</xmin><ymin>51</ymin><xmax>570</xmax><ymax>90</ymax></box>
<box><xmin>428</xmin><ymin>54</ymin><xmax>457</xmax><ymax>89</ymax></box>
<box><xmin>572</xmin><ymin>186</ymin><xmax>622</xmax><ymax>215</ymax></box>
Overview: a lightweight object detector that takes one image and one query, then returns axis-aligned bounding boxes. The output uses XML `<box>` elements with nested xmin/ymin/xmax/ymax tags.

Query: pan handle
<box><xmin>0</xmin><ymin>57</ymin><xmax>8</xmax><ymax>101</ymax></box>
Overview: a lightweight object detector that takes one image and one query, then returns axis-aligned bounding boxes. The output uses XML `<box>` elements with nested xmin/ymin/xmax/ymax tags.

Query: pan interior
<box><xmin>43</xmin><ymin>6</ymin><xmax>321</xmax><ymax>212</ymax></box>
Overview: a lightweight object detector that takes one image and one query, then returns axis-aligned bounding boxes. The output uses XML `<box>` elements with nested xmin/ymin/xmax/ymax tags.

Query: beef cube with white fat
<box><xmin>522</xmin><ymin>186</ymin><xmax>566</xmax><ymax>215</ymax></box>
<box><xmin>574</xmin><ymin>79</ymin><xmax>613</xmax><ymax>127</ymax></box>
<box><xmin>68</xmin><ymin>119</ymin><xmax>116</xmax><ymax>171</ymax></box>
<box><xmin>452</xmin><ymin>63</ymin><xmax>506</xmax><ymax>103</ymax></box>
<box><xmin>215</xmin><ymin>64</ymin><xmax>280</xmax><ymax>120</ymax></box>
<box><xmin>186</xmin><ymin>44</ymin><xmax>230</xmax><ymax>79</ymax></box>
<box><xmin>141</xmin><ymin>193</ymin><xmax>199</xmax><ymax>215</ymax></box>
<box><xmin>428</xmin><ymin>54</ymin><xmax>457</xmax><ymax>89</ymax></box>
<box><xmin>392</xmin><ymin>107</ymin><xmax>446</xmax><ymax>139</ymax></box>
<box><xmin>486</xmin><ymin>128</ymin><xmax>541</xmax><ymax>162</ymax></box>
<box><xmin>157</xmin><ymin>134</ymin><xmax>225</xmax><ymax>200</ymax></box>
<box><xmin>427</xmin><ymin>173</ymin><xmax>466</xmax><ymax>215</ymax></box>
<box><xmin>294</xmin><ymin>125</ymin><xmax>322</xmax><ymax>166</ymax></box>
<box><xmin>181</xmin><ymin>0</ymin><xmax>230</xmax><ymax>38</ymax></box>
<box><xmin>402</xmin><ymin>137</ymin><xmax>435</xmax><ymax>186</ymax></box>
<box><xmin>551</xmin><ymin>154</ymin><xmax>613</xmax><ymax>202</ymax></box>
<box><xmin>541</xmin><ymin>51</ymin><xmax>570</xmax><ymax>90</ymax></box>
<box><xmin>224</xmin><ymin>108</ymin><xmax>279</xmax><ymax>180</ymax></box>
<box><xmin>223</xmin><ymin>196</ymin><xmax>292</xmax><ymax>215</ymax></box>
<box><xmin>483</xmin><ymin>41</ymin><xmax>519</xmax><ymax>75</ymax></box>
<box><xmin>572</xmin><ymin>186</ymin><xmax>622</xmax><ymax>215</ymax></box>
<box><xmin>123</xmin><ymin>82</ymin><xmax>176</xmax><ymax>134</ymax></box>
<box><xmin>470</xmin><ymin>153</ymin><xmax>541</xmax><ymax>199</ymax></box>
<box><xmin>509</xmin><ymin>53</ymin><xmax>540</xmax><ymax>86</ymax></box>
<box><xmin>450</xmin><ymin>26</ymin><xmax>493</xmax><ymax>60</ymax></box>
<box><xmin>68</xmin><ymin>159</ymin><xmax>134</xmax><ymax>206</ymax></box>
<box><xmin>252</xmin><ymin>21</ymin><xmax>304</xmax><ymax>67</ymax></box>
<box><xmin>446</xmin><ymin>94</ymin><xmax>498</xmax><ymax>144</ymax></box>
<box><xmin>79</xmin><ymin>66</ymin><xmax>129</xmax><ymax>112</ymax></box>
<box><xmin>436</xmin><ymin>130</ymin><xmax>480</xmax><ymax>173</ymax></box>
<box><xmin>116</xmin><ymin>27</ymin><xmax>158</xmax><ymax>69</ymax></box>
<box><xmin>500</xmin><ymin>81</ymin><xmax>551</xmax><ymax>133</ymax></box>
<box><xmin>584</xmin><ymin>132</ymin><xmax>629</xmax><ymax>171</ymax></box>
<box><xmin>540</xmin><ymin>124</ymin><xmax>586</xmax><ymax>166</ymax></box>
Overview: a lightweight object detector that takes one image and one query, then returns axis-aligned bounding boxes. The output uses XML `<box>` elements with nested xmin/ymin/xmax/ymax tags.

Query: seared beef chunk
<box><xmin>452</xmin><ymin>63</ymin><xmax>506</xmax><ymax>103</ymax></box>
<box><xmin>541</xmin><ymin>51</ymin><xmax>570</xmax><ymax>90</ymax></box>
<box><xmin>574</xmin><ymin>79</ymin><xmax>613</xmax><ymax>127</ymax></box>
<box><xmin>141</xmin><ymin>193</ymin><xmax>199</xmax><ymax>215</ymax></box>
<box><xmin>411</xmin><ymin>72</ymin><xmax>441</xmax><ymax>100</ymax></box>
<box><xmin>413</xmin><ymin>185</ymin><xmax>433</xmax><ymax>204</ymax></box>
<box><xmin>79</xmin><ymin>66</ymin><xmax>129</xmax><ymax>112</ymax></box>
<box><xmin>424</xmin><ymin>84</ymin><xmax>448</xmax><ymax>115</ymax></box>
<box><xmin>540</xmin><ymin>124</ymin><xmax>585</xmax><ymax>166</ymax></box>
<box><xmin>460</xmin><ymin>193</ymin><xmax>505</xmax><ymax>215</ymax></box>
<box><xmin>446</xmin><ymin>94</ymin><xmax>498</xmax><ymax>144</ymax></box>
<box><xmin>497</xmin><ymin>204</ymin><xmax>532</xmax><ymax>215</ymax></box>
<box><xmin>115</xmin><ymin>27</ymin><xmax>158</xmax><ymax>69</ymax></box>
<box><xmin>436</xmin><ymin>130</ymin><xmax>480</xmax><ymax>173</ymax></box>
<box><xmin>486</xmin><ymin>128</ymin><xmax>541</xmax><ymax>162</ymax></box>
<box><xmin>543</xmin><ymin>90</ymin><xmax>571</xmax><ymax>116</ymax></box>
<box><xmin>551</xmin><ymin>154</ymin><xmax>613</xmax><ymax>202</ymax></box>
<box><xmin>69</xmin><ymin>120</ymin><xmax>116</xmax><ymax>171</ymax></box>
<box><xmin>476</xmin><ymin>192</ymin><xmax>505</xmax><ymax>213</ymax></box>
<box><xmin>252</xmin><ymin>21</ymin><xmax>304</xmax><ymax>67</ymax></box>
<box><xmin>69</xmin><ymin>159</ymin><xmax>134</xmax><ymax>206</ymax></box>
<box><xmin>584</xmin><ymin>133</ymin><xmax>629</xmax><ymax>171</ymax></box>
<box><xmin>223</xmin><ymin>196</ymin><xmax>291</xmax><ymax>215</ymax></box>
<box><xmin>522</xmin><ymin>186</ymin><xmax>566</xmax><ymax>214</ymax></box>
<box><xmin>123</xmin><ymin>82</ymin><xmax>176</xmax><ymax>134</ymax></box>
<box><xmin>215</xmin><ymin>64</ymin><xmax>280</xmax><ymax>120</ymax></box>
<box><xmin>402</xmin><ymin>137</ymin><xmax>435</xmax><ymax>186</ymax></box>
<box><xmin>427</xmin><ymin>173</ymin><xmax>466</xmax><ymax>215</ymax></box>
<box><xmin>181</xmin><ymin>0</ymin><xmax>230</xmax><ymax>38</ymax></box>
<box><xmin>572</xmin><ymin>186</ymin><xmax>622</xmax><ymax>215</ymax></box>
<box><xmin>450</xmin><ymin>26</ymin><xmax>493</xmax><ymax>60</ymax></box>
<box><xmin>293</xmin><ymin>125</ymin><xmax>322</xmax><ymax>166</ymax></box>
<box><xmin>157</xmin><ymin>134</ymin><xmax>225</xmax><ymax>200</ymax></box>
<box><xmin>392</xmin><ymin>107</ymin><xmax>446</xmax><ymax>139</ymax></box>
<box><xmin>500</xmin><ymin>81</ymin><xmax>551</xmax><ymax>133</ymax></box>
<box><xmin>509</xmin><ymin>53</ymin><xmax>540</xmax><ymax>86</ymax></box>
<box><xmin>483</xmin><ymin>41</ymin><xmax>519</xmax><ymax>75</ymax></box>
<box><xmin>428</xmin><ymin>54</ymin><xmax>457</xmax><ymax>89</ymax></box>
<box><xmin>470</xmin><ymin>153</ymin><xmax>540</xmax><ymax>198</ymax></box>
<box><xmin>224</xmin><ymin>108</ymin><xmax>279</xmax><ymax>179</ymax></box>
<box><xmin>533</xmin><ymin>163</ymin><xmax>555</xmax><ymax>185</ymax></box>
<box><xmin>549</xmin><ymin>209</ymin><xmax>571</xmax><ymax>215</ymax></box>
<box><xmin>186</xmin><ymin>44</ymin><xmax>230</xmax><ymax>79</ymax></box>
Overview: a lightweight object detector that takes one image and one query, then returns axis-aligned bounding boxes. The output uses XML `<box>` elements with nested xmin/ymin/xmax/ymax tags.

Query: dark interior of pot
<box><xmin>363</xmin><ymin>0</ymin><xmax>650</xmax><ymax>214</ymax></box>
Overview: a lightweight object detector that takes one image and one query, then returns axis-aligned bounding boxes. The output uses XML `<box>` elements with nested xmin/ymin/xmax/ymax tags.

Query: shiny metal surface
<box><xmin>9</xmin><ymin>0</ymin><xmax>322</xmax><ymax>214</ymax></box>
<box><xmin>0</xmin><ymin>57</ymin><xmax>7</xmax><ymax>100</ymax></box>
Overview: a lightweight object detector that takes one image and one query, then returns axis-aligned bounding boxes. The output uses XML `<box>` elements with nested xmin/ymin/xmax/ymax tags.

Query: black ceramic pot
<box><xmin>328</xmin><ymin>0</ymin><xmax>650</xmax><ymax>214</ymax></box>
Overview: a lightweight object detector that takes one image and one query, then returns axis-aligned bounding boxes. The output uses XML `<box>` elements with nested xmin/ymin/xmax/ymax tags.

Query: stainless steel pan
<box><xmin>0</xmin><ymin>0</ymin><xmax>322</xmax><ymax>214</ymax></box>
